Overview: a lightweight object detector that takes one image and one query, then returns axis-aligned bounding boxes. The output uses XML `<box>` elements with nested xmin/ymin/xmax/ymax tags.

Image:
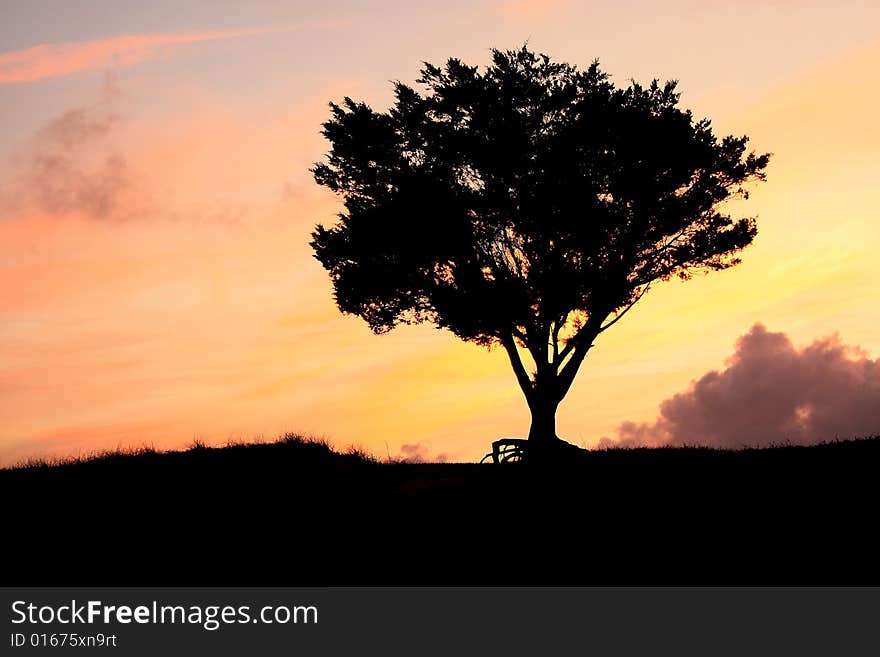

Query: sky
<box><xmin>1</xmin><ymin>0</ymin><xmax>879</xmax><ymax>464</ymax></box>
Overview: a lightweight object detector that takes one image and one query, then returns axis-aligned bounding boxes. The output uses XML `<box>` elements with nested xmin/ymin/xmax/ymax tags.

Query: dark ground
<box><xmin>2</xmin><ymin>435</ymin><xmax>878</xmax><ymax>585</ymax></box>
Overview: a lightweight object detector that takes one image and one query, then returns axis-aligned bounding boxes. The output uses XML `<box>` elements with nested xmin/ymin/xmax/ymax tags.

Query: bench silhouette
<box><xmin>480</xmin><ymin>438</ymin><xmax>527</xmax><ymax>463</ymax></box>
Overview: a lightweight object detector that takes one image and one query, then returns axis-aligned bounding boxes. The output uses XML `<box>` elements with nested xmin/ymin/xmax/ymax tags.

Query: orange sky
<box><xmin>1</xmin><ymin>1</ymin><xmax>878</xmax><ymax>464</ymax></box>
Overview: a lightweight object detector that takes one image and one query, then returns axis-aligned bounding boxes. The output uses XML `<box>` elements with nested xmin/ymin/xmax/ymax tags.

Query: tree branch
<box><xmin>553</xmin><ymin>311</ymin><xmax>608</xmax><ymax>399</ymax></box>
<box><xmin>598</xmin><ymin>283</ymin><xmax>651</xmax><ymax>333</ymax></box>
<box><xmin>555</xmin><ymin>313</ymin><xmax>594</xmax><ymax>367</ymax></box>
<box><xmin>551</xmin><ymin>320</ymin><xmax>560</xmax><ymax>369</ymax></box>
<box><xmin>548</xmin><ymin>311</ymin><xmax>569</xmax><ymax>373</ymax></box>
<box><xmin>556</xmin><ymin>327</ymin><xmax>599</xmax><ymax>400</ymax></box>
<box><xmin>511</xmin><ymin>323</ymin><xmax>545</xmax><ymax>376</ymax></box>
<box><xmin>501</xmin><ymin>333</ymin><xmax>534</xmax><ymax>402</ymax></box>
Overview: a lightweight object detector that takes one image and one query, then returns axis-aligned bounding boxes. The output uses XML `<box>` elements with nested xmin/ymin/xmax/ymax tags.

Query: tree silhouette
<box><xmin>311</xmin><ymin>46</ymin><xmax>769</xmax><ymax>457</ymax></box>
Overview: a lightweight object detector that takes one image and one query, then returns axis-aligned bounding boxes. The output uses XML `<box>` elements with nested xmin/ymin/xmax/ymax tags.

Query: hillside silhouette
<box><xmin>3</xmin><ymin>434</ymin><xmax>878</xmax><ymax>585</ymax></box>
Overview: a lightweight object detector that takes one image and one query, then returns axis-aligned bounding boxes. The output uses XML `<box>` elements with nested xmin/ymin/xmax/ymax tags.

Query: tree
<box><xmin>310</xmin><ymin>46</ymin><xmax>769</xmax><ymax>457</ymax></box>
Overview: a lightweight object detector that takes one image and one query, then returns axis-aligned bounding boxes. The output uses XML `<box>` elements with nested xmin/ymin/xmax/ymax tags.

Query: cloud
<box><xmin>0</xmin><ymin>26</ymin><xmax>298</xmax><ymax>84</ymax></box>
<box><xmin>1</xmin><ymin>65</ymin><xmax>345</xmax><ymax>224</ymax></box>
<box><xmin>4</xmin><ymin>74</ymin><xmax>133</xmax><ymax>220</ymax></box>
<box><xmin>396</xmin><ymin>443</ymin><xmax>449</xmax><ymax>463</ymax></box>
<box><xmin>601</xmin><ymin>324</ymin><xmax>880</xmax><ymax>449</ymax></box>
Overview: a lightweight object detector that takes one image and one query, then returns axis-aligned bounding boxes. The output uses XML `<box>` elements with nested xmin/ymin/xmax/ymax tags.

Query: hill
<box><xmin>2</xmin><ymin>435</ymin><xmax>878</xmax><ymax>585</ymax></box>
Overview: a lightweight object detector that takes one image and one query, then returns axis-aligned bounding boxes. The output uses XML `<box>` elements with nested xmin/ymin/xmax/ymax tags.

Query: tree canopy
<box><xmin>311</xmin><ymin>46</ymin><xmax>769</xmax><ymax>449</ymax></box>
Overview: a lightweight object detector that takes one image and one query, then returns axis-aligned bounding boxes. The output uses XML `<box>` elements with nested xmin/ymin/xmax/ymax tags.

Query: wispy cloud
<box><xmin>0</xmin><ymin>73</ymin><xmax>136</xmax><ymax>220</ymax></box>
<box><xmin>0</xmin><ymin>23</ymin><xmax>328</xmax><ymax>84</ymax></box>
<box><xmin>0</xmin><ymin>68</ymin><xmax>336</xmax><ymax>222</ymax></box>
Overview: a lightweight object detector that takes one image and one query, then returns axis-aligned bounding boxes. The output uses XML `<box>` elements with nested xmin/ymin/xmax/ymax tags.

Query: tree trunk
<box><xmin>500</xmin><ymin>330</ymin><xmax>594</xmax><ymax>462</ymax></box>
<box><xmin>527</xmin><ymin>393</ymin><xmax>560</xmax><ymax>448</ymax></box>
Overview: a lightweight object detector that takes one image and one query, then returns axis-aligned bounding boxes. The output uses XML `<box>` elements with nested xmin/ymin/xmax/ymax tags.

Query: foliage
<box><xmin>311</xmin><ymin>46</ymin><xmax>769</xmax><ymax>441</ymax></box>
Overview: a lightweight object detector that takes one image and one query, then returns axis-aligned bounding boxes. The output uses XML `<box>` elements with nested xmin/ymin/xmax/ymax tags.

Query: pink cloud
<box><xmin>601</xmin><ymin>324</ymin><xmax>880</xmax><ymax>449</ymax></box>
<box><xmin>0</xmin><ymin>23</ymin><xmax>329</xmax><ymax>84</ymax></box>
<box><xmin>396</xmin><ymin>443</ymin><xmax>449</xmax><ymax>463</ymax></box>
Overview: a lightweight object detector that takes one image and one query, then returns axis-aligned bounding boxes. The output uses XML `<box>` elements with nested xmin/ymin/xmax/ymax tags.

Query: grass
<box><xmin>2</xmin><ymin>433</ymin><xmax>878</xmax><ymax>585</ymax></box>
<box><xmin>4</xmin><ymin>431</ymin><xmax>877</xmax><ymax>472</ymax></box>
<box><xmin>1</xmin><ymin>432</ymin><xmax>377</xmax><ymax>472</ymax></box>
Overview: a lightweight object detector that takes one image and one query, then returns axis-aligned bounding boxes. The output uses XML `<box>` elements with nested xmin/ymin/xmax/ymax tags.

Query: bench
<box><xmin>480</xmin><ymin>438</ymin><xmax>528</xmax><ymax>463</ymax></box>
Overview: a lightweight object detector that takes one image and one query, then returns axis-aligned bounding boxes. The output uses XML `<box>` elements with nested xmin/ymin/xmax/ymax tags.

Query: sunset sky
<box><xmin>1</xmin><ymin>0</ymin><xmax>879</xmax><ymax>465</ymax></box>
